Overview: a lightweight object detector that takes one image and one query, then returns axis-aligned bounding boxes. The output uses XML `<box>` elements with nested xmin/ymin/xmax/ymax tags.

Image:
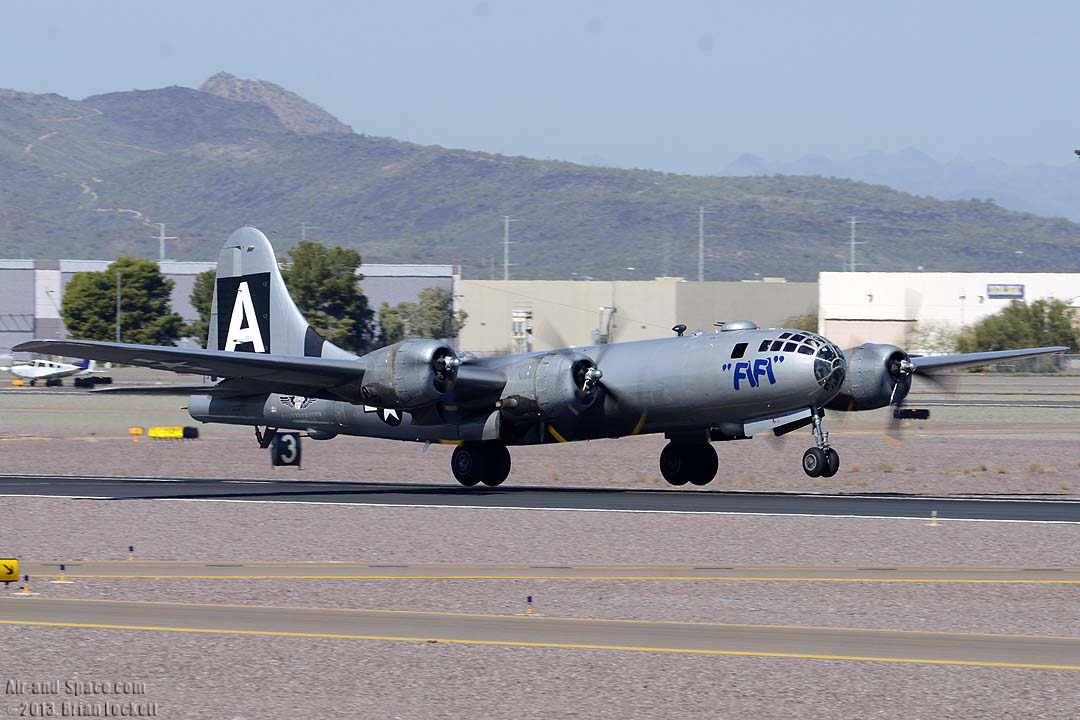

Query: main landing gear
<box><xmin>802</xmin><ymin>409</ymin><xmax>840</xmax><ymax>478</ymax></box>
<box><xmin>659</xmin><ymin>442</ymin><xmax>719</xmax><ymax>486</ymax></box>
<box><xmin>452</xmin><ymin>442</ymin><xmax>512</xmax><ymax>487</ymax></box>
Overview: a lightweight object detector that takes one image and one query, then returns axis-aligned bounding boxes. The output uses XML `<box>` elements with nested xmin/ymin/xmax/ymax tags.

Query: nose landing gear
<box><xmin>802</xmin><ymin>409</ymin><xmax>839</xmax><ymax>478</ymax></box>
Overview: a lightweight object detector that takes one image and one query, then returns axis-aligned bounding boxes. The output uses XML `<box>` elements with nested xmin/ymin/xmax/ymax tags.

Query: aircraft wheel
<box><xmin>659</xmin><ymin>443</ymin><xmax>690</xmax><ymax>486</ymax></box>
<box><xmin>29</xmin><ymin>380</ymin><xmax>37</xmax><ymax>387</ymax></box>
<box><xmin>802</xmin><ymin>447</ymin><xmax>826</xmax><ymax>478</ymax></box>
<box><xmin>821</xmin><ymin>448</ymin><xmax>840</xmax><ymax>478</ymax></box>
<box><xmin>689</xmin><ymin>444</ymin><xmax>718</xmax><ymax>486</ymax></box>
<box><xmin>481</xmin><ymin>443</ymin><xmax>511</xmax><ymax>487</ymax></box>
<box><xmin>451</xmin><ymin>445</ymin><xmax>485</xmax><ymax>487</ymax></box>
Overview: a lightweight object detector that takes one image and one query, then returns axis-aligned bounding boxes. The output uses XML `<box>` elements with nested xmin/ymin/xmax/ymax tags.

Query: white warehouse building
<box><xmin>819</xmin><ymin>272</ymin><xmax>1080</xmax><ymax>352</ymax></box>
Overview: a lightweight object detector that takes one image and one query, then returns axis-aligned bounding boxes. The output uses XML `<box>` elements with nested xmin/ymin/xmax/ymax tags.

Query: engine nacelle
<box><xmin>825</xmin><ymin>343</ymin><xmax>911</xmax><ymax>412</ymax></box>
<box><xmin>359</xmin><ymin>338</ymin><xmax>458</xmax><ymax>410</ymax></box>
<box><xmin>499</xmin><ymin>351</ymin><xmax>602</xmax><ymax>421</ymax></box>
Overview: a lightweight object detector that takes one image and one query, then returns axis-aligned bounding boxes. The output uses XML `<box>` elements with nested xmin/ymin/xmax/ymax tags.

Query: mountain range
<box><xmin>1</xmin><ymin>73</ymin><xmax>1078</xmax><ymax>281</ymax></box>
<box><xmin>722</xmin><ymin>148</ymin><xmax>1080</xmax><ymax>222</ymax></box>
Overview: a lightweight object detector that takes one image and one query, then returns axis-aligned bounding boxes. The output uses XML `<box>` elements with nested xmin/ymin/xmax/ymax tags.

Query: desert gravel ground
<box><xmin>7</xmin><ymin>497</ymin><xmax>1079</xmax><ymax>567</ymax></box>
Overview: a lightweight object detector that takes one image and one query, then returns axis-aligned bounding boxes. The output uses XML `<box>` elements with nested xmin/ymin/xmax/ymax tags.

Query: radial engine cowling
<box><xmin>824</xmin><ymin>343</ymin><xmax>912</xmax><ymax>412</ymax></box>
<box><xmin>359</xmin><ymin>339</ymin><xmax>458</xmax><ymax>410</ymax></box>
<box><xmin>499</xmin><ymin>351</ymin><xmax>602</xmax><ymax>421</ymax></box>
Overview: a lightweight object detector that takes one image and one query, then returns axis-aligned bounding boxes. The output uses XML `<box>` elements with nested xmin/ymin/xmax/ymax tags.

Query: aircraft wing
<box><xmin>909</xmin><ymin>346</ymin><xmax>1068</xmax><ymax>374</ymax></box>
<box><xmin>13</xmin><ymin>339</ymin><xmax>365</xmax><ymax>396</ymax></box>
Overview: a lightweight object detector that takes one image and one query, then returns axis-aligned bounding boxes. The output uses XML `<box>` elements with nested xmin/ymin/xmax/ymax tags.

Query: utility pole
<box><xmin>115</xmin><ymin>271</ymin><xmax>122</xmax><ymax>343</ymax></box>
<box><xmin>846</xmin><ymin>217</ymin><xmax>866</xmax><ymax>272</ymax></box>
<box><xmin>299</xmin><ymin>222</ymin><xmax>320</xmax><ymax>243</ymax></box>
<box><xmin>697</xmin><ymin>206</ymin><xmax>716</xmax><ymax>282</ymax></box>
<box><xmin>152</xmin><ymin>223</ymin><xmax>177</xmax><ymax>262</ymax></box>
<box><xmin>502</xmin><ymin>215</ymin><xmax>519</xmax><ymax>281</ymax></box>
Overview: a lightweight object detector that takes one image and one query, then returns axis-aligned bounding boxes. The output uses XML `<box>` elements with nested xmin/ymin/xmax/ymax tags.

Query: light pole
<box><xmin>115</xmin><ymin>271</ymin><xmax>122</xmax><ymax>343</ymax></box>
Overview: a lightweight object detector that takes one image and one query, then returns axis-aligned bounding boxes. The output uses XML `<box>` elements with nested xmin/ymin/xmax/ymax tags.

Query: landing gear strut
<box><xmin>802</xmin><ymin>409</ymin><xmax>840</xmax><ymax>478</ymax></box>
<box><xmin>659</xmin><ymin>442</ymin><xmax>719</xmax><ymax>486</ymax></box>
<box><xmin>452</xmin><ymin>442</ymin><xmax>512</xmax><ymax>487</ymax></box>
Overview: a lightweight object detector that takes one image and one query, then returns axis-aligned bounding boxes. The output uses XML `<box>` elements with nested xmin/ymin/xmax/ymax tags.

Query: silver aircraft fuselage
<box><xmin>189</xmin><ymin>328</ymin><xmax>847</xmax><ymax>446</ymax></box>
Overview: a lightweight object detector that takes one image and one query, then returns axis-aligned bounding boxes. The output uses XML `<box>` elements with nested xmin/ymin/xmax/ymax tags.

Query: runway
<box><xmin>1</xmin><ymin>596</ymin><xmax>1077</xmax><ymax>669</ymax></box>
<box><xmin>2</xmin><ymin>474</ymin><xmax>1079</xmax><ymax>522</ymax></box>
<box><xmin>17</xmin><ymin>560</ymin><xmax>1080</xmax><ymax>583</ymax></box>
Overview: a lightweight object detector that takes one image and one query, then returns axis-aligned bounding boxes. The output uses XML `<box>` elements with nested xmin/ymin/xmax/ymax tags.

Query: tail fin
<box><xmin>76</xmin><ymin>358</ymin><xmax>92</xmax><ymax>371</ymax></box>
<box><xmin>208</xmin><ymin>227</ymin><xmax>353</xmax><ymax>359</ymax></box>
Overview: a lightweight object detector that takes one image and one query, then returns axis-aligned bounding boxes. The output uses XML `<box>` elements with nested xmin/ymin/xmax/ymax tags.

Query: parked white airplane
<box><xmin>0</xmin><ymin>358</ymin><xmax>101</xmax><ymax>386</ymax></box>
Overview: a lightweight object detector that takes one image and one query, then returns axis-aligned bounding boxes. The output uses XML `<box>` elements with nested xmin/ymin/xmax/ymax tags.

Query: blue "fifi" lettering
<box><xmin>731</xmin><ymin>357</ymin><xmax>779</xmax><ymax>390</ymax></box>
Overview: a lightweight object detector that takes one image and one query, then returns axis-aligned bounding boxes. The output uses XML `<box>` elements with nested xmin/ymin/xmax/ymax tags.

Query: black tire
<box><xmin>821</xmin><ymin>448</ymin><xmax>840</xmax><ymax>478</ymax></box>
<box><xmin>802</xmin><ymin>447</ymin><xmax>826</xmax><ymax>478</ymax></box>
<box><xmin>451</xmin><ymin>445</ymin><xmax>485</xmax><ymax>487</ymax></box>
<box><xmin>659</xmin><ymin>443</ymin><xmax>689</xmax><ymax>486</ymax></box>
<box><xmin>689</xmin><ymin>444</ymin><xmax>719</xmax><ymax>486</ymax></box>
<box><xmin>481</xmin><ymin>443</ymin><xmax>512</xmax><ymax>487</ymax></box>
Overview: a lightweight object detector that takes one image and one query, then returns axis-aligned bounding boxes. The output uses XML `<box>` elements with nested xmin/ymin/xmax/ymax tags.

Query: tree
<box><xmin>378</xmin><ymin>287</ymin><xmax>467</xmax><ymax>345</ymax></box>
<box><xmin>187</xmin><ymin>268</ymin><xmax>215</xmax><ymax>347</ymax></box>
<box><xmin>62</xmin><ymin>257</ymin><xmax>184</xmax><ymax>345</ymax></box>
<box><xmin>281</xmin><ymin>241</ymin><xmax>375</xmax><ymax>353</ymax></box>
<box><xmin>956</xmin><ymin>299</ymin><xmax>1079</xmax><ymax>354</ymax></box>
<box><xmin>781</xmin><ymin>309</ymin><xmax>818</xmax><ymax>333</ymax></box>
<box><xmin>906</xmin><ymin>321</ymin><xmax>960</xmax><ymax>355</ymax></box>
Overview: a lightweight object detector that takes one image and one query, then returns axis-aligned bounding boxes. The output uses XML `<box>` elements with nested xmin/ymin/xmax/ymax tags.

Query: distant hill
<box><xmin>199</xmin><ymin>72</ymin><xmax>352</xmax><ymax>135</ymax></box>
<box><xmin>1</xmin><ymin>76</ymin><xmax>1079</xmax><ymax>280</ymax></box>
<box><xmin>721</xmin><ymin>148</ymin><xmax>1080</xmax><ymax>223</ymax></box>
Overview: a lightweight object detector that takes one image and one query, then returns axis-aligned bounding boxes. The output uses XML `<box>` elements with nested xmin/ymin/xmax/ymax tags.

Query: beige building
<box><xmin>457</xmin><ymin>278</ymin><xmax>817</xmax><ymax>355</ymax></box>
<box><xmin>819</xmin><ymin>271</ymin><xmax>1080</xmax><ymax>352</ymax></box>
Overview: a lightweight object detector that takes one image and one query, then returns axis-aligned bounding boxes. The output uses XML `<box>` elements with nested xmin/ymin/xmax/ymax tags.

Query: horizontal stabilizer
<box><xmin>14</xmin><ymin>339</ymin><xmax>366</xmax><ymax>400</ymax></box>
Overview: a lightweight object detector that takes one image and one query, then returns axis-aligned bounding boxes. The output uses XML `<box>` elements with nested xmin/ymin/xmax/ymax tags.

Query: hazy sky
<box><xmin>4</xmin><ymin>1</ymin><xmax>1079</xmax><ymax>173</ymax></box>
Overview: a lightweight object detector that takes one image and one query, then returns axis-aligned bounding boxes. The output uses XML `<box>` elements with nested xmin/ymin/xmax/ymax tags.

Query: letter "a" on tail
<box><xmin>206</xmin><ymin>227</ymin><xmax>352</xmax><ymax>359</ymax></box>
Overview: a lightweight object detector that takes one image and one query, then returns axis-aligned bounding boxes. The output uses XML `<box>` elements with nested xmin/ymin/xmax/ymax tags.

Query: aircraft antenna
<box><xmin>846</xmin><ymin>216</ymin><xmax>866</xmax><ymax>272</ymax></box>
<box><xmin>697</xmin><ymin>206</ymin><xmax>716</xmax><ymax>282</ymax></box>
<box><xmin>502</xmin><ymin>215</ymin><xmax>519</xmax><ymax>281</ymax></box>
<box><xmin>152</xmin><ymin>223</ymin><xmax>178</xmax><ymax>261</ymax></box>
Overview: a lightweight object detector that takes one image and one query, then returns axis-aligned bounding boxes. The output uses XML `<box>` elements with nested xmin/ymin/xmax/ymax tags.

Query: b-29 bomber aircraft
<box><xmin>15</xmin><ymin>227</ymin><xmax>1066</xmax><ymax>487</ymax></box>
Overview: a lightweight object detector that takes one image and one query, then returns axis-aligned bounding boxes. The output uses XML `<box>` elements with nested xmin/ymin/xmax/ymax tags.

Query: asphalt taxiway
<box><xmin>2</xmin><ymin>474</ymin><xmax>1078</xmax><ymax>522</ymax></box>
<box><xmin>17</xmin><ymin>561</ymin><xmax>1080</xmax><ymax>583</ymax></box>
<box><xmin>1</xmin><ymin>596</ymin><xmax>1077</xmax><ymax>669</ymax></box>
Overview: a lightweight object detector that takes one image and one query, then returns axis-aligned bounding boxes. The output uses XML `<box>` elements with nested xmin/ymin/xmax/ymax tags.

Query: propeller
<box><xmin>886</xmin><ymin>361</ymin><xmax>957</xmax><ymax>441</ymax></box>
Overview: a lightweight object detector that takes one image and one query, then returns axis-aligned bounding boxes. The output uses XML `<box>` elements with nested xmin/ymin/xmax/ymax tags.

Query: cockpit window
<box><xmin>783</xmin><ymin>342</ymin><xmax>797</xmax><ymax>352</ymax></box>
<box><xmin>813</xmin><ymin>343</ymin><xmax>846</xmax><ymax>393</ymax></box>
<box><xmin>797</xmin><ymin>345</ymin><xmax>813</xmax><ymax>355</ymax></box>
<box><xmin>778</xmin><ymin>332</ymin><xmax>792</xmax><ymax>340</ymax></box>
<box><xmin>731</xmin><ymin>342</ymin><xmax>748</xmax><ymax>359</ymax></box>
<box><xmin>791</xmin><ymin>334</ymin><xmax>806</xmax><ymax>342</ymax></box>
<box><xmin>758</xmin><ymin>340</ymin><xmax>771</xmax><ymax>352</ymax></box>
<box><xmin>769</xmin><ymin>340</ymin><xmax>783</xmax><ymax>352</ymax></box>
